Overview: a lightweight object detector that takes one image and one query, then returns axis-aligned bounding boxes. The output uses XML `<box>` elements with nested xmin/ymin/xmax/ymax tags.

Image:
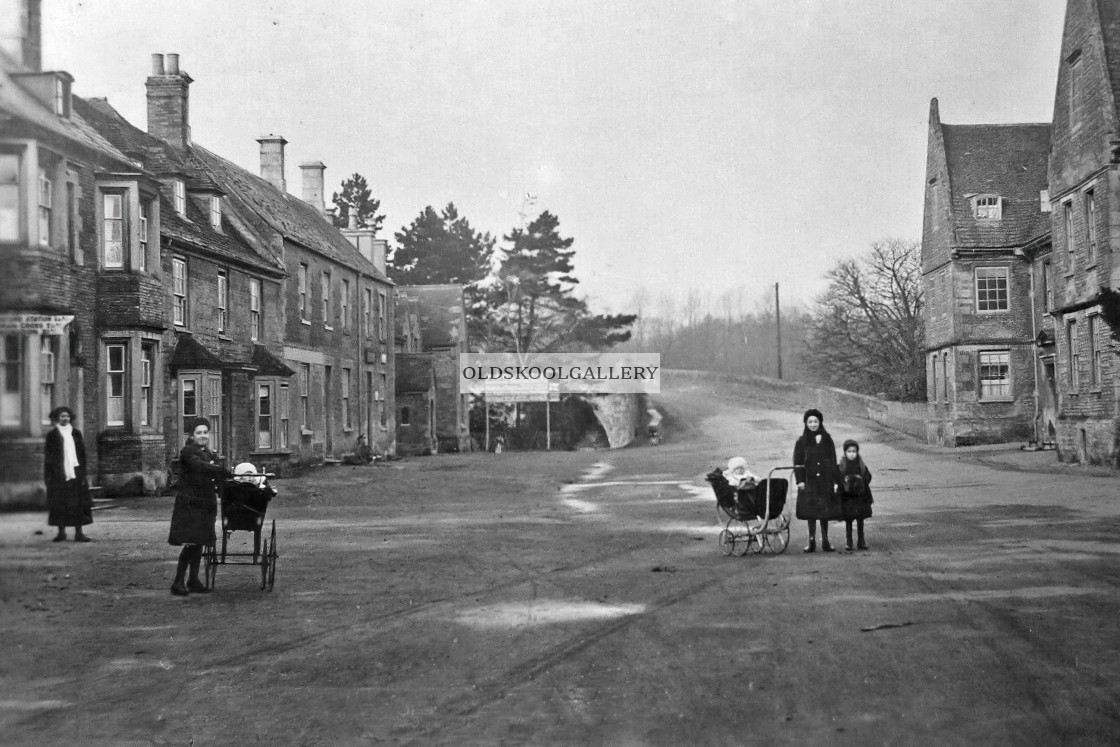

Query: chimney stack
<box><xmin>257</xmin><ymin>135</ymin><xmax>288</xmax><ymax>192</ymax></box>
<box><xmin>299</xmin><ymin>161</ymin><xmax>327</xmax><ymax>216</ymax></box>
<box><xmin>0</xmin><ymin>0</ymin><xmax>42</xmax><ymax>72</ymax></box>
<box><xmin>342</xmin><ymin>231</ymin><xmax>387</xmax><ymax>276</ymax></box>
<box><xmin>146</xmin><ymin>52</ymin><xmax>193</xmax><ymax>150</ymax></box>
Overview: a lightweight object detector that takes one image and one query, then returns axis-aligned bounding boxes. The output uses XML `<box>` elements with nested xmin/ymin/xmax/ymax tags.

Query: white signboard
<box><xmin>0</xmin><ymin>314</ymin><xmax>75</xmax><ymax>335</ymax></box>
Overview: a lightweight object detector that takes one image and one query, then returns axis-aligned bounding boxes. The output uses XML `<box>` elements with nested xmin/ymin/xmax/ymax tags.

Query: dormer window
<box><xmin>210</xmin><ymin>195</ymin><xmax>221</xmax><ymax>229</ymax></box>
<box><xmin>972</xmin><ymin>195</ymin><xmax>1002</xmax><ymax>220</ymax></box>
<box><xmin>54</xmin><ymin>77</ymin><xmax>71</xmax><ymax>118</ymax></box>
<box><xmin>173</xmin><ymin>180</ymin><xmax>185</xmax><ymax>216</ymax></box>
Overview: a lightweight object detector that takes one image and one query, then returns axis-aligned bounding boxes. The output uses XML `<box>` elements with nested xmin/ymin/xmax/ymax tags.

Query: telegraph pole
<box><xmin>775</xmin><ymin>282</ymin><xmax>783</xmax><ymax>380</ymax></box>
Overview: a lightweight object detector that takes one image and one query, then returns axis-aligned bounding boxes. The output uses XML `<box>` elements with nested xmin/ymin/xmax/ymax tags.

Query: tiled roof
<box><xmin>942</xmin><ymin>123</ymin><xmax>1051</xmax><ymax>249</ymax></box>
<box><xmin>75</xmin><ymin>96</ymin><xmax>283</xmax><ymax>275</ymax></box>
<box><xmin>397</xmin><ymin>285</ymin><xmax>466</xmax><ymax>351</ymax></box>
<box><xmin>0</xmin><ymin>49</ymin><xmax>132</xmax><ymax>166</ymax></box>
<box><xmin>250</xmin><ymin>345</ymin><xmax>295</xmax><ymax>377</ymax></box>
<box><xmin>1098</xmin><ymin>2</ymin><xmax>1120</xmax><ymax>125</ymax></box>
<box><xmin>168</xmin><ymin>333</ymin><xmax>226</xmax><ymax>371</ymax></box>
<box><xmin>395</xmin><ymin>353</ymin><xmax>435</xmax><ymax>393</ymax></box>
<box><xmin>191</xmin><ymin>146</ymin><xmax>391</xmax><ymax>282</ymax></box>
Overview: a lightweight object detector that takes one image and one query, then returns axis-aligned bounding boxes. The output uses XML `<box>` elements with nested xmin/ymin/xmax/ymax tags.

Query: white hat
<box><xmin>234</xmin><ymin>462</ymin><xmax>262</xmax><ymax>487</ymax></box>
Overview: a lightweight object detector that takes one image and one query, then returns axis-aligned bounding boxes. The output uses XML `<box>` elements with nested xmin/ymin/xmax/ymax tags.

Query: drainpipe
<box><xmin>1028</xmin><ymin>256</ymin><xmax>1040</xmax><ymax>446</ymax></box>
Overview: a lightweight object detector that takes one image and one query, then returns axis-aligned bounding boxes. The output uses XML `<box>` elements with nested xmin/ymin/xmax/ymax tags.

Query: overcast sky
<box><xmin>42</xmin><ymin>0</ymin><xmax>1065</xmax><ymax>313</ymax></box>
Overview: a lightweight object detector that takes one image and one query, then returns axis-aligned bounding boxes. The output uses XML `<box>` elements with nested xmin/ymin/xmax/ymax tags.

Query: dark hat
<box><xmin>48</xmin><ymin>405</ymin><xmax>74</xmax><ymax>423</ymax></box>
<box><xmin>187</xmin><ymin>416</ymin><xmax>212</xmax><ymax>433</ymax></box>
<box><xmin>803</xmin><ymin>408</ymin><xmax>824</xmax><ymax>424</ymax></box>
<box><xmin>842</xmin><ymin>439</ymin><xmax>860</xmax><ymax>452</ymax></box>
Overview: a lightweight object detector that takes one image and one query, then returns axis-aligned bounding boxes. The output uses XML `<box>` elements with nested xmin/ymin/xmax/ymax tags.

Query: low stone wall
<box><xmin>665</xmin><ymin>369</ymin><xmax>928</xmax><ymax>440</ymax></box>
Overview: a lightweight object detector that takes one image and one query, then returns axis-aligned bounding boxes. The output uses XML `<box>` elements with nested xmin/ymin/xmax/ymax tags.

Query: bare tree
<box><xmin>804</xmin><ymin>238</ymin><xmax>925</xmax><ymax>401</ymax></box>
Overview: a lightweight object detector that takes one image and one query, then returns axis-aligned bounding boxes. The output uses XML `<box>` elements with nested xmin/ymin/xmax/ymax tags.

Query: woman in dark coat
<box><xmin>169</xmin><ymin>417</ymin><xmax>229</xmax><ymax>595</ymax></box>
<box><xmin>793</xmin><ymin>408</ymin><xmax>840</xmax><ymax>552</ymax></box>
<box><xmin>44</xmin><ymin>406</ymin><xmax>92</xmax><ymax>542</ymax></box>
<box><xmin>838</xmin><ymin>439</ymin><xmax>873</xmax><ymax>551</ymax></box>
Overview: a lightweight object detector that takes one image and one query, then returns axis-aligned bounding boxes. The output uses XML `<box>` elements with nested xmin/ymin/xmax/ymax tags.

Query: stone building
<box><xmin>394</xmin><ymin>285</ymin><xmax>470</xmax><ymax>452</ymax></box>
<box><xmin>394</xmin><ymin>353</ymin><xmax>436</xmax><ymax>456</ymax></box>
<box><xmin>920</xmin><ymin>98</ymin><xmax>1051</xmax><ymax>446</ymax></box>
<box><xmin>0</xmin><ymin>18</ymin><xmax>146</xmax><ymax>503</ymax></box>
<box><xmin>1044</xmin><ymin>0</ymin><xmax>1120</xmax><ymax>464</ymax></box>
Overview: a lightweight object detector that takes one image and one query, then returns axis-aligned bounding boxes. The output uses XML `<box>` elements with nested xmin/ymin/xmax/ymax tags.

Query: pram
<box><xmin>706</xmin><ymin>466</ymin><xmax>792</xmax><ymax>556</ymax></box>
<box><xmin>204</xmin><ymin>464</ymin><xmax>279</xmax><ymax>591</ymax></box>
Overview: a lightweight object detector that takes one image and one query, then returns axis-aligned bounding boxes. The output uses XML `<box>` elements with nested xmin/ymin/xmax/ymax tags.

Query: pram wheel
<box><xmin>765</xmin><ymin>523</ymin><xmax>790</xmax><ymax>554</ymax></box>
<box><xmin>260</xmin><ymin>520</ymin><xmax>277</xmax><ymax>591</ymax></box>
<box><xmin>718</xmin><ymin>529</ymin><xmax>735</xmax><ymax>556</ymax></box>
<box><xmin>742</xmin><ymin>531</ymin><xmax>763</xmax><ymax>555</ymax></box>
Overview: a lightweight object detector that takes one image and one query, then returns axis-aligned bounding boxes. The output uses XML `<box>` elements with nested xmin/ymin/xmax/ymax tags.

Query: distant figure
<box><xmin>647</xmin><ymin>406</ymin><xmax>663</xmax><ymax>445</ymax></box>
<box><xmin>44</xmin><ymin>406</ymin><xmax>92</xmax><ymax>542</ymax></box>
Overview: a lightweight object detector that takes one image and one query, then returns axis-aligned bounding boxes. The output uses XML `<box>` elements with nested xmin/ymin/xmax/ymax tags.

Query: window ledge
<box><xmin>218</xmin><ymin>334</ymin><xmax>233</xmax><ymax>342</ymax></box>
<box><xmin>978</xmin><ymin>398</ymin><xmax>1015</xmax><ymax>404</ymax></box>
<box><xmin>249</xmin><ymin>450</ymin><xmax>291</xmax><ymax>457</ymax></box>
<box><xmin>300</xmin><ymin>318</ymin><xmax>311</xmax><ymax>326</ymax></box>
<box><xmin>300</xmin><ymin>427</ymin><xmax>314</xmax><ymax>436</ymax></box>
<box><xmin>324</xmin><ymin>324</ymin><xmax>334</xmax><ymax>331</ymax></box>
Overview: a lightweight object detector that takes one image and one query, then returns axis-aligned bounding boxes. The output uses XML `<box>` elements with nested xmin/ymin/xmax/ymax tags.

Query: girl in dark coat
<box><xmin>793</xmin><ymin>408</ymin><xmax>839</xmax><ymax>552</ymax></box>
<box><xmin>169</xmin><ymin>417</ymin><xmax>229</xmax><ymax>595</ymax></box>
<box><xmin>44</xmin><ymin>406</ymin><xmax>92</xmax><ymax>542</ymax></box>
<box><xmin>838</xmin><ymin>439</ymin><xmax>873</xmax><ymax>551</ymax></box>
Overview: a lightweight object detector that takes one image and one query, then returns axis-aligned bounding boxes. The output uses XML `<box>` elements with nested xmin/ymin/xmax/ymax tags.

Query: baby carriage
<box><xmin>705</xmin><ymin>466</ymin><xmax>792</xmax><ymax>556</ymax></box>
<box><xmin>206</xmin><ymin>463</ymin><xmax>279</xmax><ymax>591</ymax></box>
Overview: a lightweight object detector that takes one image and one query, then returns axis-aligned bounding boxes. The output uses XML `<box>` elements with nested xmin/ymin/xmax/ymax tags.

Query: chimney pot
<box><xmin>348</xmin><ymin>211</ymin><xmax>358</xmax><ymax>230</ymax></box>
<box><xmin>166</xmin><ymin>53</ymin><xmax>180</xmax><ymax>75</ymax></box>
<box><xmin>151</xmin><ymin>53</ymin><xmax>165</xmax><ymax>76</ymax></box>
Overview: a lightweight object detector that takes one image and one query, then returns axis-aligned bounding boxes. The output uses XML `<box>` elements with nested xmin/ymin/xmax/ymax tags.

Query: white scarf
<box><xmin>57</xmin><ymin>423</ymin><xmax>79</xmax><ymax>481</ymax></box>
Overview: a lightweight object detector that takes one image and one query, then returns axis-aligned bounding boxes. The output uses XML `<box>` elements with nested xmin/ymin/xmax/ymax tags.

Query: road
<box><xmin>2</xmin><ymin>375</ymin><xmax>1120</xmax><ymax>745</ymax></box>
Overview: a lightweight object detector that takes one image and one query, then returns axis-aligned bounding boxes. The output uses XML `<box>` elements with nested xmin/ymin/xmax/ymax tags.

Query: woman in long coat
<box><xmin>793</xmin><ymin>408</ymin><xmax>840</xmax><ymax>552</ymax></box>
<box><xmin>169</xmin><ymin>417</ymin><xmax>228</xmax><ymax>595</ymax></box>
<box><xmin>44</xmin><ymin>406</ymin><xmax>92</xmax><ymax>542</ymax></box>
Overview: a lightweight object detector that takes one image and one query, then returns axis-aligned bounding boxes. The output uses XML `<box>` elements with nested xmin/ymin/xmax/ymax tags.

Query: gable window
<box><xmin>217</xmin><ymin>271</ymin><xmax>228</xmax><ymax>333</ymax></box>
<box><xmin>172</xmin><ymin>257</ymin><xmax>188</xmax><ymax>326</ymax></box>
<box><xmin>341</xmin><ymin>279</ymin><xmax>350</xmax><ymax>331</ymax></box>
<box><xmin>1068</xmin><ymin>320</ymin><xmax>1079</xmax><ymax>389</ymax></box>
<box><xmin>973</xmin><ymin>195</ymin><xmax>1001</xmax><ymax>220</ymax></box>
<box><xmin>1069</xmin><ymin>54</ymin><xmax>1081</xmax><ymax>131</ymax></box>
<box><xmin>38</xmin><ymin>169</ymin><xmax>53</xmax><ymax>246</ymax></box>
<box><xmin>1065</xmin><ymin>202</ymin><xmax>1075</xmax><ymax>269</ymax></box>
<box><xmin>1089</xmin><ymin>315</ymin><xmax>1102</xmax><ymax>387</ymax></box>
<box><xmin>210</xmin><ymin>196</ymin><xmax>221</xmax><ymax>229</ymax></box>
<box><xmin>106</xmin><ymin>343</ymin><xmax>126</xmax><ymax>426</ymax></box>
<box><xmin>1086</xmin><ymin>190</ymin><xmax>1097</xmax><ymax>263</ymax></box>
<box><xmin>173</xmin><ymin>179</ymin><xmax>185</xmax><ymax>216</ymax></box>
<box><xmin>54</xmin><ymin>77</ymin><xmax>70</xmax><ymax>117</ymax></box>
<box><xmin>1</xmin><ymin>335</ymin><xmax>21</xmax><ymax>428</ymax></box>
<box><xmin>322</xmin><ymin>270</ymin><xmax>332</xmax><ymax>326</ymax></box>
<box><xmin>0</xmin><ymin>153</ymin><xmax>20</xmax><ymax>242</ymax></box>
<box><xmin>249</xmin><ymin>278</ymin><xmax>262</xmax><ymax>341</ymax></box>
<box><xmin>102</xmin><ymin>192</ymin><xmax>124</xmax><ymax>268</ymax></box>
<box><xmin>978</xmin><ymin>351</ymin><xmax>1010</xmax><ymax>400</ymax></box>
<box><xmin>298</xmin><ymin>264</ymin><xmax>309</xmax><ymax>320</ymax></box>
<box><xmin>138</xmin><ymin>200</ymin><xmax>149</xmax><ymax>272</ymax></box>
<box><xmin>975</xmin><ymin>267</ymin><xmax>1009</xmax><ymax>312</ymax></box>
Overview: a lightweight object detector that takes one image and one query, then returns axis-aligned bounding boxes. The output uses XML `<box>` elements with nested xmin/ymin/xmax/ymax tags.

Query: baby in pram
<box><xmin>223</xmin><ymin>462</ymin><xmax>277</xmax><ymax>520</ymax></box>
<box><xmin>707</xmin><ymin>457</ymin><xmax>764</xmax><ymax>519</ymax></box>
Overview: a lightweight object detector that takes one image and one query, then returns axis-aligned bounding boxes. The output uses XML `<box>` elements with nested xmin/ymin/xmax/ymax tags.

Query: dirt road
<box><xmin>3</xmin><ymin>376</ymin><xmax>1120</xmax><ymax>744</ymax></box>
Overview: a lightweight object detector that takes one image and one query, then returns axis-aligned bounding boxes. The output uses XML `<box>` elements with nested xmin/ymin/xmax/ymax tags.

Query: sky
<box><xmin>41</xmin><ymin>0</ymin><xmax>1066</xmax><ymax>314</ymax></box>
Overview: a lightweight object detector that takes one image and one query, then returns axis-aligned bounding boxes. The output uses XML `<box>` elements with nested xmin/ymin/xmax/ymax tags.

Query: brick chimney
<box><xmin>0</xmin><ymin>0</ymin><xmax>41</xmax><ymax>71</ymax></box>
<box><xmin>300</xmin><ymin>161</ymin><xmax>327</xmax><ymax>216</ymax></box>
<box><xmin>146</xmin><ymin>53</ymin><xmax>193</xmax><ymax>149</ymax></box>
<box><xmin>257</xmin><ymin>135</ymin><xmax>288</xmax><ymax>192</ymax></box>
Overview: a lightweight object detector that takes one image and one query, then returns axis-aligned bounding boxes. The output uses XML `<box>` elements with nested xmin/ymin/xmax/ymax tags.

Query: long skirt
<box><xmin>47</xmin><ymin>479</ymin><xmax>93</xmax><ymax>527</ymax></box>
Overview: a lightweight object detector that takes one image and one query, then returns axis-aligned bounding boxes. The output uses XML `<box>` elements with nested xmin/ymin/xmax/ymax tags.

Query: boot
<box><xmin>52</xmin><ymin>530</ymin><xmax>67</xmax><ymax>542</ymax></box>
<box><xmin>845</xmin><ymin>522</ymin><xmax>854</xmax><ymax>551</ymax></box>
<box><xmin>821</xmin><ymin>539</ymin><xmax>835</xmax><ymax>552</ymax></box>
<box><xmin>170</xmin><ymin>580</ymin><xmax>189</xmax><ymax>596</ymax></box>
<box><xmin>73</xmin><ymin>529</ymin><xmax>92</xmax><ymax>542</ymax></box>
<box><xmin>803</xmin><ymin>538</ymin><xmax>816</xmax><ymax>553</ymax></box>
<box><xmin>186</xmin><ymin>579</ymin><xmax>211</xmax><ymax>594</ymax></box>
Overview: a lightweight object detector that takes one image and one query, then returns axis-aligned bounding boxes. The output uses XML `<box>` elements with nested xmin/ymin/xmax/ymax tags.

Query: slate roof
<box><xmin>191</xmin><ymin>146</ymin><xmax>391</xmax><ymax>283</ymax></box>
<box><xmin>397</xmin><ymin>285</ymin><xmax>466</xmax><ymax>351</ymax></box>
<box><xmin>75</xmin><ymin>96</ymin><xmax>284</xmax><ymax>275</ymax></box>
<box><xmin>0</xmin><ymin>49</ymin><xmax>131</xmax><ymax>166</ymax></box>
<box><xmin>941</xmin><ymin>122</ymin><xmax>1051</xmax><ymax>249</ymax></box>
<box><xmin>395</xmin><ymin>353</ymin><xmax>435</xmax><ymax>394</ymax></box>
<box><xmin>250</xmin><ymin>345</ymin><xmax>295</xmax><ymax>377</ymax></box>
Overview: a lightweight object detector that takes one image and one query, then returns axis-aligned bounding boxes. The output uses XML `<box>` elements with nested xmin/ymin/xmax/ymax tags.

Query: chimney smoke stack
<box><xmin>146</xmin><ymin>52</ymin><xmax>193</xmax><ymax>149</ymax></box>
<box><xmin>151</xmin><ymin>53</ymin><xmax>165</xmax><ymax>76</ymax></box>
<box><xmin>299</xmin><ymin>161</ymin><xmax>327</xmax><ymax>216</ymax></box>
<box><xmin>1</xmin><ymin>0</ymin><xmax>42</xmax><ymax>72</ymax></box>
<box><xmin>165</xmin><ymin>53</ymin><xmax>180</xmax><ymax>75</ymax></box>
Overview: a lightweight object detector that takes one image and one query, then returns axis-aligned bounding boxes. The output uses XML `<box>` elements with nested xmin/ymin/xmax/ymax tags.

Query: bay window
<box><xmin>39</xmin><ymin>337</ymin><xmax>56</xmax><ymax>426</ymax></box>
<box><xmin>250</xmin><ymin>278</ymin><xmax>262</xmax><ymax>341</ymax></box>
<box><xmin>217</xmin><ymin>271</ymin><xmax>228</xmax><ymax>333</ymax></box>
<box><xmin>106</xmin><ymin>343</ymin><xmax>126</xmax><ymax>426</ymax></box>
<box><xmin>172</xmin><ymin>257</ymin><xmax>188</xmax><ymax>326</ymax></box>
<box><xmin>102</xmin><ymin>192</ymin><xmax>124</xmax><ymax>268</ymax></box>
<box><xmin>0</xmin><ymin>152</ymin><xmax>21</xmax><ymax>243</ymax></box>
<box><xmin>38</xmin><ymin>169</ymin><xmax>52</xmax><ymax>247</ymax></box>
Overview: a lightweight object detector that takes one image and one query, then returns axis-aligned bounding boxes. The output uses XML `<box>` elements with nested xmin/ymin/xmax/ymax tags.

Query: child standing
<box><xmin>838</xmin><ymin>439</ymin><xmax>873</xmax><ymax>551</ymax></box>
